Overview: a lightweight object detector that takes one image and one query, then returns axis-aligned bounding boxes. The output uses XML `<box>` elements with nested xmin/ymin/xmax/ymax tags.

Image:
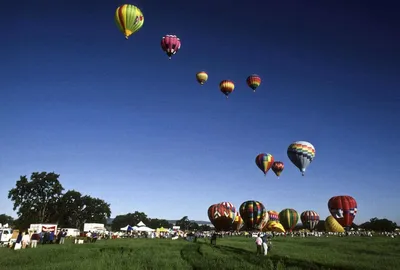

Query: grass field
<box><xmin>1</xmin><ymin>236</ymin><xmax>399</xmax><ymax>270</ymax></box>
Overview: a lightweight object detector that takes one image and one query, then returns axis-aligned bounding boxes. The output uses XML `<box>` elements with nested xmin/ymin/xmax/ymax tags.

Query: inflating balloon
<box><xmin>255</xmin><ymin>153</ymin><xmax>274</xmax><ymax>176</ymax></box>
<box><xmin>267</xmin><ymin>210</ymin><xmax>279</xmax><ymax>222</ymax></box>
<box><xmin>263</xmin><ymin>221</ymin><xmax>285</xmax><ymax>233</ymax></box>
<box><xmin>232</xmin><ymin>212</ymin><xmax>244</xmax><ymax>231</ymax></box>
<box><xmin>207</xmin><ymin>204</ymin><xmax>235</xmax><ymax>231</ymax></box>
<box><xmin>325</xmin><ymin>216</ymin><xmax>345</xmax><ymax>233</ymax></box>
<box><xmin>161</xmin><ymin>35</ymin><xmax>181</xmax><ymax>59</ymax></box>
<box><xmin>300</xmin><ymin>210</ymin><xmax>320</xmax><ymax>231</ymax></box>
<box><xmin>328</xmin><ymin>195</ymin><xmax>357</xmax><ymax>229</ymax></box>
<box><xmin>239</xmin><ymin>200</ymin><xmax>267</xmax><ymax>231</ymax></box>
<box><xmin>279</xmin><ymin>208</ymin><xmax>299</xmax><ymax>232</ymax></box>
<box><xmin>287</xmin><ymin>141</ymin><xmax>315</xmax><ymax>176</ymax></box>
<box><xmin>115</xmin><ymin>4</ymin><xmax>144</xmax><ymax>39</ymax></box>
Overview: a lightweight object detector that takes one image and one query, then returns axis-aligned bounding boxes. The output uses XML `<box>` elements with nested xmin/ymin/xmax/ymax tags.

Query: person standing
<box><xmin>255</xmin><ymin>234</ymin><xmax>263</xmax><ymax>255</ymax></box>
<box><xmin>30</xmin><ymin>231</ymin><xmax>40</xmax><ymax>248</ymax></box>
<box><xmin>261</xmin><ymin>234</ymin><xmax>268</xmax><ymax>256</ymax></box>
<box><xmin>22</xmin><ymin>232</ymin><xmax>30</xmax><ymax>249</ymax></box>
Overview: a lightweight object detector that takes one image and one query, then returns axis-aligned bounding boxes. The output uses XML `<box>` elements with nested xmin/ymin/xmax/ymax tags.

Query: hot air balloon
<box><xmin>325</xmin><ymin>215</ymin><xmax>345</xmax><ymax>233</ymax></box>
<box><xmin>219</xmin><ymin>202</ymin><xmax>236</xmax><ymax>215</ymax></box>
<box><xmin>219</xmin><ymin>80</ymin><xmax>235</xmax><ymax>98</ymax></box>
<box><xmin>246</xmin><ymin>74</ymin><xmax>261</xmax><ymax>92</ymax></box>
<box><xmin>300</xmin><ymin>211</ymin><xmax>320</xmax><ymax>231</ymax></box>
<box><xmin>264</xmin><ymin>221</ymin><xmax>285</xmax><ymax>233</ymax></box>
<box><xmin>232</xmin><ymin>212</ymin><xmax>244</xmax><ymax>231</ymax></box>
<box><xmin>115</xmin><ymin>4</ymin><xmax>144</xmax><ymax>39</ymax></box>
<box><xmin>207</xmin><ymin>204</ymin><xmax>235</xmax><ymax>231</ymax></box>
<box><xmin>161</xmin><ymin>35</ymin><xmax>181</xmax><ymax>59</ymax></box>
<box><xmin>328</xmin><ymin>195</ymin><xmax>357</xmax><ymax>229</ymax></box>
<box><xmin>279</xmin><ymin>208</ymin><xmax>299</xmax><ymax>232</ymax></box>
<box><xmin>239</xmin><ymin>201</ymin><xmax>267</xmax><ymax>231</ymax></box>
<box><xmin>196</xmin><ymin>71</ymin><xmax>208</xmax><ymax>85</ymax></box>
<box><xmin>287</xmin><ymin>141</ymin><xmax>315</xmax><ymax>176</ymax></box>
<box><xmin>255</xmin><ymin>153</ymin><xmax>274</xmax><ymax>176</ymax></box>
<box><xmin>267</xmin><ymin>210</ymin><xmax>279</xmax><ymax>222</ymax></box>
<box><xmin>271</xmin><ymin>161</ymin><xmax>284</xmax><ymax>177</ymax></box>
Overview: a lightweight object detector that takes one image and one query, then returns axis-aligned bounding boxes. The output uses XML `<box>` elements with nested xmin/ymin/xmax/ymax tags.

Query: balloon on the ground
<box><xmin>264</xmin><ymin>221</ymin><xmax>285</xmax><ymax>233</ymax></box>
<box><xmin>219</xmin><ymin>80</ymin><xmax>235</xmax><ymax>98</ymax></box>
<box><xmin>255</xmin><ymin>153</ymin><xmax>274</xmax><ymax>176</ymax></box>
<box><xmin>161</xmin><ymin>35</ymin><xmax>181</xmax><ymax>59</ymax></box>
<box><xmin>115</xmin><ymin>4</ymin><xmax>144</xmax><ymax>39</ymax></box>
<box><xmin>325</xmin><ymin>215</ymin><xmax>345</xmax><ymax>233</ymax></box>
<box><xmin>196</xmin><ymin>72</ymin><xmax>208</xmax><ymax>85</ymax></box>
<box><xmin>271</xmin><ymin>161</ymin><xmax>284</xmax><ymax>177</ymax></box>
<box><xmin>232</xmin><ymin>212</ymin><xmax>244</xmax><ymax>231</ymax></box>
<box><xmin>219</xmin><ymin>202</ymin><xmax>236</xmax><ymax>222</ymax></box>
<box><xmin>287</xmin><ymin>141</ymin><xmax>315</xmax><ymax>176</ymax></box>
<box><xmin>239</xmin><ymin>200</ymin><xmax>267</xmax><ymax>231</ymax></box>
<box><xmin>207</xmin><ymin>204</ymin><xmax>235</xmax><ymax>231</ymax></box>
<box><xmin>267</xmin><ymin>210</ymin><xmax>280</xmax><ymax>222</ymax></box>
<box><xmin>246</xmin><ymin>74</ymin><xmax>261</xmax><ymax>92</ymax></box>
<box><xmin>300</xmin><ymin>210</ymin><xmax>320</xmax><ymax>231</ymax></box>
<box><xmin>279</xmin><ymin>208</ymin><xmax>299</xmax><ymax>232</ymax></box>
<box><xmin>328</xmin><ymin>195</ymin><xmax>357</xmax><ymax>229</ymax></box>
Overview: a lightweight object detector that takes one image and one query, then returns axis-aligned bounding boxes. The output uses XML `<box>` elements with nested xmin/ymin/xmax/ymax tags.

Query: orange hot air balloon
<box><xmin>219</xmin><ymin>80</ymin><xmax>235</xmax><ymax>98</ymax></box>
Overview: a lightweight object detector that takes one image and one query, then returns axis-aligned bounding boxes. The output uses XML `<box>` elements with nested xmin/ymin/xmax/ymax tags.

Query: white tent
<box><xmin>136</xmin><ymin>226</ymin><xmax>155</xmax><ymax>232</ymax></box>
<box><xmin>137</xmin><ymin>221</ymin><xmax>146</xmax><ymax>227</ymax></box>
<box><xmin>120</xmin><ymin>225</ymin><xmax>130</xmax><ymax>231</ymax></box>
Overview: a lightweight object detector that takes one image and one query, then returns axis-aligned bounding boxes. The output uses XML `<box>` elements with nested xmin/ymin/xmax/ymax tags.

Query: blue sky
<box><xmin>1</xmin><ymin>0</ymin><xmax>399</xmax><ymax>224</ymax></box>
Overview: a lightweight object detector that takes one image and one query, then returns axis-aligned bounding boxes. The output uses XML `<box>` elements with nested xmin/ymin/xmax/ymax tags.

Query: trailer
<box><xmin>29</xmin><ymin>224</ymin><xmax>58</xmax><ymax>233</ymax></box>
<box><xmin>83</xmin><ymin>223</ymin><xmax>105</xmax><ymax>233</ymax></box>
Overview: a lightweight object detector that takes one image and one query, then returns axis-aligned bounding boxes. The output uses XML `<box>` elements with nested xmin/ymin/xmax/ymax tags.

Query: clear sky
<box><xmin>1</xmin><ymin>0</ymin><xmax>399</xmax><ymax>224</ymax></box>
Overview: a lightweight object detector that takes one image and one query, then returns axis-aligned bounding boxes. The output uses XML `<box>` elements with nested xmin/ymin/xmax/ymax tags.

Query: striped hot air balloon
<box><xmin>219</xmin><ymin>80</ymin><xmax>235</xmax><ymax>98</ymax></box>
<box><xmin>267</xmin><ymin>210</ymin><xmax>280</xmax><ymax>222</ymax></box>
<box><xmin>115</xmin><ymin>4</ymin><xmax>144</xmax><ymax>39</ymax></box>
<box><xmin>279</xmin><ymin>208</ymin><xmax>299</xmax><ymax>232</ymax></box>
<box><xmin>287</xmin><ymin>141</ymin><xmax>315</xmax><ymax>176</ymax></box>
<box><xmin>300</xmin><ymin>210</ymin><xmax>320</xmax><ymax>231</ymax></box>
<box><xmin>246</xmin><ymin>74</ymin><xmax>261</xmax><ymax>92</ymax></box>
<box><xmin>255</xmin><ymin>153</ymin><xmax>274</xmax><ymax>176</ymax></box>
<box><xmin>239</xmin><ymin>200</ymin><xmax>267</xmax><ymax>231</ymax></box>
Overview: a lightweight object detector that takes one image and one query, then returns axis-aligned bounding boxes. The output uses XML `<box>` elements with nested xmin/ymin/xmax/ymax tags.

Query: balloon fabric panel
<box><xmin>279</xmin><ymin>208</ymin><xmax>299</xmax><ymax>231</ymax></box>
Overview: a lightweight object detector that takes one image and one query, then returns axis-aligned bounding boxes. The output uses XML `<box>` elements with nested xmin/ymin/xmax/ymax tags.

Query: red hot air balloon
<box><xmin>271</xmin><ymin>161</ymin><xmax>284</xmax><ymax>177</ymax></box>
<box><xmin>161</xmin><ymin>35</ymin><xmax>181</xmax><ymax>59</ymax></box>
<box><xmin>207</xmin><ymin>204</ymin><xmax>235</xmax><ymax>231</ymax></box>
<box><xmin>328</xmin><ymin>195</ymin><xmax>357</xmax><ymax>229</ymax></box>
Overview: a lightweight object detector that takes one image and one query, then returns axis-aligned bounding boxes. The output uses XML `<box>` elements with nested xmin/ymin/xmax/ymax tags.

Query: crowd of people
<box><xmin>9</xmin><ymin>229</ymin><xmax>68</xmax><ymax>250</ymax></box>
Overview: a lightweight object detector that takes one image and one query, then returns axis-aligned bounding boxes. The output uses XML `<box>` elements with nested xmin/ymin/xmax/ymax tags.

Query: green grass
<box><xmin>1</xmin><ymin>236</ymin><xmax>399</xmax><ymax>270</ymax></box>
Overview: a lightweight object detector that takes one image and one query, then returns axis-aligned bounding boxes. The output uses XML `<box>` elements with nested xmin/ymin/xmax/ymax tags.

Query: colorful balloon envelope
<box><xmin>271</xmin><ymin>161</ymin><xmax>284</xmax><ymax>177</ymax></box>
<box><xmin>255</xmin><ymin>153</ymin><xmax>274</xmax><ymax>176</ymax></box>
<box><xmin>267</xmin><ymin>210</ymin><xmax>279</xmax><ymax>222</ymax></box>
<box><xmin>239</xmin><ymin>200</ymin><xmax>267</xmax><ymax>231</ymax></box>
<box><xmin>300</xmin><ymin>210</ymin><xmax>320</xmax><ymax>231</ymax></box>
<box><xmin>115</xmin><ymin>4</ymin><xmax>144</xmax><ymax>39</ymax></box>
<box><xmin>161</xmin><ymin>35</ymin><xmax>181</xmax><ymax>59</ymax></box>
<box><xmin>325</xmin><ymin>215</ymin><xmax>345</xmax><ymax>233</ymax></box>
<box><xmin>232</xmin><ymin>212</ymin><xmax>244</xmax><ymax>231</ymax></box>
<box><xmin>263</xmin><ymin>221</ymin><xmax>285</xmax><ymax>233</ymax></box>
<box><xmin>219</xmin><ymin>80</ymin><xmax>235</xmax><ymax>98</ymax></box>
<box><xmin>328</xmin><ymin>195</ymin><xmax>357</xmax><ymax>229</ymax></box>
<box><xmin>207</xmin><ymin>204</ymin><xmax>235</xmax><ymax>231</ymax></box>
<box><xmin>196</xmin><ymin>71</ymin><xmax>208</xmax><ymax>85</ymax></box>
<box><xmin>287</xmin><ymin>141</ymin><xmax>315</xmax><ymax>176</ymax></box>
<box><xmin>246</xmin><ymin>74</ymin><xmax>261</xmax><ymax>92</ymax></box>
<box><xmin>219</xmin><ymin>202</ymin><xmax>236</xmax><ymax>215</ymax></box>
<box><xmin>279</xmin><ymin>208</ymin><xmax>299</xmax><ymax>232</ymax></box>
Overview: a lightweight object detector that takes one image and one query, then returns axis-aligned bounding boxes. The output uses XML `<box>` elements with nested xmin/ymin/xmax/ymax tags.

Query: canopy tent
<box><xmin>156</xmin><ymin>227</ymin><xmax>169</xmax><ymax>232</ymax></box>
<box><xmin>137</xmin><ymin>221</ymin><xmax>146</xmax><ymax>227</ymax></box>
<box><xmin>136</xmin><ymin>226</ymin><xmax>155</xmax><ymax>232</ymax></box>
<box><xmin>120</xmin><ymin>225</ymin><xmax>135</xmax><ymax>231</ymax></box>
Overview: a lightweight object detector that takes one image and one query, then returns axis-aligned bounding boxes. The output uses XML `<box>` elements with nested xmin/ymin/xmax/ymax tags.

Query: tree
<box><xmin>79</xmin><ymin>195</ymin><xmax>111</xmax><ymax>228</ymax></box>
<box><xmin>198</xmin><ymin>224</ymin><xmax>212</xmax><ymax>231</ymax></box>
<box><xmin>8</xmin><ymin>172</ymin><xmax>64</xmax><ymax>227</ymax></box>
<box><xmin>57</xmin><ymin>190</ymin><xmax>85</xmax><ymax>229</ymax></box>
<box><xmin>189</xmin><ymin>221</ymin><xmax>199</xmax><ymax>231</ymax></box>
<box><xmin>175</xmin><ymin>216</ymin><xmax>191</xmax><ymax>231</ymax></box>
<box><xmin>0</xmin><ymin>214</ymin><xmax>14</xmax><ymax>226</ymax></box>
<box><xmin>111</xmin><ymin>211</ymin><xmax>149</xmax><ymax>231</ymax></box>
<box><xmin>359</xmin><ymin>218</ymin><xmax>397</xmax><ymax>232</ymax></box>
<box><xmin>147</xmin><ymin>218</ymin><xmax>172</xmax><ymax>229</ymax></box>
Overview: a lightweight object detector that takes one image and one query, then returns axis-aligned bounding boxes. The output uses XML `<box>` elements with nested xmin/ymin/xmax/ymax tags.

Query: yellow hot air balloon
<box><xmin>196</xmin><ymin>71</ymin><xmax>208</xmax><ymax>85</ymax></box>
<box><xmin>263</xmin><ymin>221</ymin><xmax>285</xmax><ymax>233</ymax></box>
<box><xmin>325</xmin><ymin>216</ymin><xmax>345</xmax><ymax>233</ymax></box>
<box><xmin>115</xmin><ymin>4</ymin><xmax>144</xmax><ymax>39</ymax></box>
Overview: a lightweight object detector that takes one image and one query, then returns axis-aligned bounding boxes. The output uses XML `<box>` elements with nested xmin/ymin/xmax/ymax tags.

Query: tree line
<box><xmin>1</xmin><ymin>171</ymin><xmax>398</xmax><ymax>232</ymax></box>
